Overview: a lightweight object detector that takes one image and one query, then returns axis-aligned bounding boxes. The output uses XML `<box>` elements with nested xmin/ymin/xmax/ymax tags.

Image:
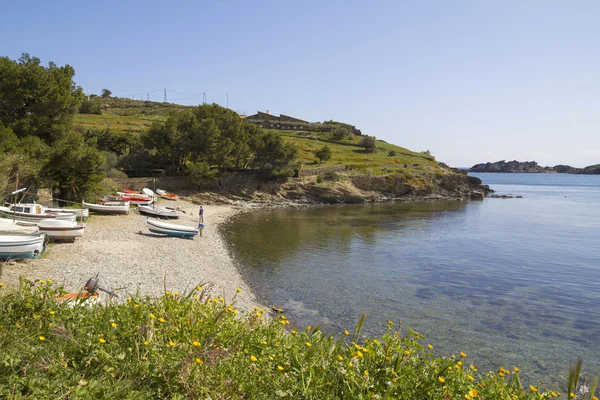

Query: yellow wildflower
<box><xmin>357</xmin><ymin>351</ymin><xmax>363</xmax><ymax>358</ymax></box>
<box><xmin>193</xmin><ymin>341</ymin><xmax>200</xmax><ymax>347</ymax></box>
<box><xmin>344</xmin><ymin>330</ymin><xmax>349</xmax><ymax>335</ymax></box>
<box><xmin>388</xmin><ymin>320</ymin><xmax>394</xmax><ymax>325</ymax></box>
<box><xmin>143</xmin><ymin>341</ymin><xmax>149</xmax><ymax>345</ymax></box>
<box><xmin>338</xmin><ymin>355</ymin><xmax>344</xmax><ymax>361</ymax></box>
<box><xmin>513</xmin><ymin>367</ymin><xmax>519</xmax><ymax>373</ymax></box>
<box><xmin>467</xmin><ymin>375</ymin><xmax>475</xmax><ymax>381</ymax></box>
<box><xmin>49</xmin><ymin>311</ymin><xmax>55</xmax><ymax>315</ymax></box>
<box><xmin>166</xmin><ymin>291</ymin><xmax>171</xmax><ymax>296</ymax></box>
<box><xmin>307</xmin><ymin>325</ymin><xmax>311</xmax><ymax>331</ymax></box>
<box><xmin>236</xmin><ymin>287</ymin><xmax>242</xmax><ymax>293</ymax></box>
<box><xmin>169</xmin><ymin>341</ymin><xmax>175</xmax><ymax>347</ymax></box>
<box><xmin>159</xmin><ymin>318</ymin><xmax>165</xmax><ymax>323</ymax></box>
<box><xmin>470</xmin><ymin>364</ymin><xmax>478</xmax><ymax>372</ymax></box>
<box><xmin>291</xmin><ymin>329</ymin><xmax>297</xmax><ymax>335</ymax></box>
<box><xmin>428</xmin><ymin>344</ymin><xmax>433</xmax><ymax>349</ymax></box>
<box><xmin>47</xmin><ymin>279</ymin><xmax>51</xmax><ymax>283</ymax></box>
<box><xmin>219</xmin><ymin>297</ymin><xmax>225</xmax><ymax>302</ymax></box>
<box><xmin>438</xmin><ymin>377</ymin><xmax>445</xmax><ymax>383</ymax></box>
<box><xmin>570</xmin><ymin>394</ymin><xmax>575</xmax><ymax>399</ymax></box>
<box><xmin>364</xmin><ymin>370</ymin><xmax>369</xmax><ymax>376</ymax></box>
<box><xmin>268</xmin><ymin>355</ymin><xmax>274</xmax><ymax>361</ymax></box>
<box><xmin>305</xmin><ymin>342</ymin><xmax>312</xmax><ymax>347</ymax></box>
<box><xmin>529</xmin><ymin>385</ymin><xmax>538</xmax><ymax>393</ymax></box>
<box><xmin>277</xmin><ymin>365</ymin><xmax>284</xmax><ymax>371</ymax></box>
<box><xmin>460</xmin><ymin>351</ymin><xmax>467</xmax><ymax>357</ymax></box>
<box><xmin>262</xmin><ymin>341</ymin><xmax>267</xmax><ymax>345</ymax></box>
<box><xmin>99</xmin><ymin>338</ymin><xmax>106</xmax><ymax>344</ymax></box>
<box><xmin>0</xmin><ymin>283</ymin><xmax>4</xmax><ymax>288</ymax></box>
<box><xmin>39</xmin><ymin>336</ymin><xmax>45</xmax><ymax>341</ymax></box>
<box><xmin>373</xmin><ymin>340</ymin><xmax>380</xmax><ymax>345</ymax></box>
<box><xmin>149</xmin><ymin>313</ymin><xmax>156</xmax><ymax>319</ymax></box>
<box><xmin>111</xmin><ymin>322</ymin><xmax>117</xmax><ymax>328</ymax></box>
<box><xmin>550</xmin><ymin>392</ymin><xmax>558</xmax><ymax>398</ymax></box>
<box><xmin>195</xmin><ymin>358</ymin><xmax>203</xmax><ymax>365</ymax></box>
<box><xmin>469</xmin><ymin>389</ymin><xmax>478</xmax><ymax>397</ymax></box>
<box><xmin>250</xmin><ymin>355</ymin><xmax>258</xmax><ymax>362</ymax></box>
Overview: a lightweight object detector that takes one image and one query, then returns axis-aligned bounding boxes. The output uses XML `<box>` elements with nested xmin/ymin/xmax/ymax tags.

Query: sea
<box><xmin>223</xmin><ymin>173</ymin><xmax>600</xmax><ymax>388</ymax></box>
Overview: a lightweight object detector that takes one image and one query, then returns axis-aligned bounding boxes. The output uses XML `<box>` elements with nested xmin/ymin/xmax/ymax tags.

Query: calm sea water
<box><xmin>223</xmin><ymin>173</ymin><xmax>600</xmax><ymax>387</ymax></box>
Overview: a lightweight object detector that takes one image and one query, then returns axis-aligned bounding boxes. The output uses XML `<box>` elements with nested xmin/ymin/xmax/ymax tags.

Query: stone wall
<box><xmin>112</xmin><ymin>176</ymin><xmax>196</xmax><ymax>191</ymax></box>
<box><xmin>299</xmin><ymin>165</ymin><xmax>346</xmax><ymax>177</ymax></box>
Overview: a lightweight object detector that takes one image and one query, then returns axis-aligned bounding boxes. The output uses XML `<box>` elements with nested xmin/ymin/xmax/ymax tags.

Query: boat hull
<box><xmin>138</xmin><ymin>205</ymin><xmax>180</xmax><ymax>219</ymax></box>
<box><xmin>146</xmin><ymin>219</ymin><xmax>198</xmax><ymax>238</ymax></box>
<box><xmin>0</xmin><ymin>235</ymin><xmax>46</xmax><ymax>259</ymax></box>
<box><xmin>0</xmin><ymin>206</ymin><xmax>76</xmax><ymax>223</ymax></box>
<box><xmin>38</xmin><ymin>220</ymin><xmax>85</xmax><ymax>242</ymax></box>
<box><xmin>83</xmin><ymin>201</ymin><xmax>130</xmax><ymax>214</ymax></box>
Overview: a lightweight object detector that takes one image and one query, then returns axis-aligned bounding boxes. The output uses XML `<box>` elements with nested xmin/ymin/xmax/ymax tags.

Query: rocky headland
<box><xmin>470</xmin><ymin>160</ymin><xmax>600</xmax><ymax>174</ymax></box>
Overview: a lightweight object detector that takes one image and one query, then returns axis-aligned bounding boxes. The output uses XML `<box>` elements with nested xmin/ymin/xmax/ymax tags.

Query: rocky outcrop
<box><xmin>470</xmin><ymin>160</ymin><xmax>550</xmax><ymax>173</ymax></box>
<box><xmin>470</xmin><ymin>160</ymin><xmax>600</xmax><ymax>174</ymax></box>
<box><xmin>578</xmin><ymin>164</ymin><xmax>600</xmax><ymax>174</ymax></box>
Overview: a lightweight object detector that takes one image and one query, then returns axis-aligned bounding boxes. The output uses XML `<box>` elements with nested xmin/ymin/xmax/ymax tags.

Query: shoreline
<box><xmin>0</xmin><ymin>193</ymin><xmax>471</xmax><ymax>312</ymax></box>
<box><xmin>0</xmin><ymin>199</ymin><xmax>266</xmax><ymax>312</ymax></box>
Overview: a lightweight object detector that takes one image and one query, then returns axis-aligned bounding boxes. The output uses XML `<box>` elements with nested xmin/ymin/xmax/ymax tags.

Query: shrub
<box><xmin>314</xmin><ymin>145</ymin><xmax>332</xmax><ymax>163</ymax></box>
<box><xmin>79</xmin><ymin>99</ymin><xmax>102</xmax><ymax>115</ymax></box>
<box><xmin>359</xmin><ymin>136</ymin><xmax>377</xmax><ymax>152</ymax></box>
<box><xmin>388</xmin><ymin>150</ymin><xmax>397</xmax><ymax>157</ymax></box>
<box><xmin>0</xmin><ymin>281</ymin><xmax>569</xmax><ymax>398</ymax></box>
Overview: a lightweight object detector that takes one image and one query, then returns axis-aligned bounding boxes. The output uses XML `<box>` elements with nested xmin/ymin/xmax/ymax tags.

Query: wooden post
<box><xmin>13</xmin><ymin>174</ymin><xmax>18</xmax><ymax>223</ymax></box>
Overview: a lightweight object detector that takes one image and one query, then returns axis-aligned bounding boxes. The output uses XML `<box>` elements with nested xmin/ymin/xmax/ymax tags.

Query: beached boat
<box><xmin>117</xmin><ymin>192</ymin><xmax>154</xmax><ymax>205</ymax></box>
<box><xmin>146</xmin><ymin>218</ymin><xmax>199</xmax><ymax>238</ymax></box>
<box><xmin>83</xmin><ymin>200</ymin><xmax>130</xmax><ymax>215</ymax></box>
<box><xmin>0</xmin><ymin>218</ymin><xmax>39</xmax><ymax>235</ymax></box>
<box><xmin>0</xmin><ymin>204</ymin><xmax>76</xmax><ymax>223</ymax></box>
<box><xmin>45</xmin><ymin>207</ymin><xmax>89</xmax><ymax>221</ymax></box>
<box><xmin>156</xmin><ymin>189</ymin><xmax>179</xmax><ymax>201</ymax></box>
<box><xmin>0</xmin><ymin>234</ymin><xmax>46</xmax><ymax>259</ymax></box>
<box><xmin>137</xmin><ymin>205</ymin><xmax>180</xmax><ymax>219</ymax></box>
<box><xmin>38</xmin><ymin>219</ymin><xmax>85</xmax><ymax>242</ymax></box>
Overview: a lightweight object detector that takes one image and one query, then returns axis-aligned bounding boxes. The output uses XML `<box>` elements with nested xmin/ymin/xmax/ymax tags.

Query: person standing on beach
<box><xmin>199</xmin><ymin>206</ymin><xmax>204</xmax><ymax>223</ymax></box>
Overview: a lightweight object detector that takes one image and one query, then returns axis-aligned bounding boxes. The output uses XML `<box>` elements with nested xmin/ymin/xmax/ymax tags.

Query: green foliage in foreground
<box><xmin>0</xmin><ymin>281</ymin><xmax>583</xmax><ymax>399</ymax></box>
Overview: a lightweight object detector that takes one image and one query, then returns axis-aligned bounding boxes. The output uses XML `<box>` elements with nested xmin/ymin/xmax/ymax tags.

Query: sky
<box><xmin>2</xmin><ymin>0</ymin><xmax>599</xmax><ymax>167</ymax></box>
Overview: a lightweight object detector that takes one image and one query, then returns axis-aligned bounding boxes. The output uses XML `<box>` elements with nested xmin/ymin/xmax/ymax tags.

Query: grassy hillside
<box><xmin>76</xmin><ymin>98</ymin><xmax>440</xmax><ymax>175</ymax></box>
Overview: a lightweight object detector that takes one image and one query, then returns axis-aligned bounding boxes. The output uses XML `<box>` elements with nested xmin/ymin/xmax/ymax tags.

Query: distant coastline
<box><xmin>469</xmin><ymin>160</ymin><xmax>600</xmax><ymax>174</ymax></box>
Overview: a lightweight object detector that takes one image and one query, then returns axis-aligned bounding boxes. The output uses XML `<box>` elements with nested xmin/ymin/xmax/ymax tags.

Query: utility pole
<box><xmin>202</xmin><ymin>93</ymin><xmax>207</xmax><ymax>104</ymax></box>
<box><xmin>87</xmin><ymin>90</ymin><xmax>90</xmax><ymax>101</ymax></box>
<box><xmin>164</xmin><ymin>88</ymin><xmax>167</xmax><ymax>103</ymax></box>
<box><xmin>147</xmin><ymin>93</ymin><xmax>149</xmax><ymax>101</ymax></box>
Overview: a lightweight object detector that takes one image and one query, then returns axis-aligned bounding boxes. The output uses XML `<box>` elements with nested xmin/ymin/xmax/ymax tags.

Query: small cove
<box><xmin>224</xmin><ymin>173</ymin><xmax>600</xmax><ymax>388</ymax></box>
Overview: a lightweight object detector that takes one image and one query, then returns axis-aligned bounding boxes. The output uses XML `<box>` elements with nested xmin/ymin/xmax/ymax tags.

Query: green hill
<box><xmin>76</xmin><ymin>97</ymin><xmax>439</xmax><ymax>176</ymax></box>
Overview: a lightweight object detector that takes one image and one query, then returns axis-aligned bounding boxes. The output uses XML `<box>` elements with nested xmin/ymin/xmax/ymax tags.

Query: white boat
<box><xmin>0</xmin><ymin>218</ymin><xmax>39</xmax><ymax>235</ymax></box>
<box><xmin>45</xmin><ymin>207</ymin><xmax>89</xmax><ymax>221</ymax></box>
<box><xmin>38</xmin><ymin>219</ymin><xmax>86</xmax><ymax>242</ymax></box>
<box><xmin>0</xmin><ymin>204</ymin><xmax>76</xmax><ymax>223</ymax></box>
<box><xmin>137</xmin><ymin>205</ymin><xmax>180</xmax><ymax>219</ymax></box>
<box><xmin>156</xmin><ymin>189</ymin><xmax>179</xmax><ymax>201</ymax></box>
<box><xmin>0</xmin><ymin>234</ymin><xmax>46</xmax><ymax>259</ymax></box>
<box><xmin>146</xmin><ymin>218</ymin><xmax>199</xmax><ymax>238</ymax></box>
<box><xmin>83</xmin><ymin>200</ymin><xmax>130</xmax><ymax>215</ymax></box>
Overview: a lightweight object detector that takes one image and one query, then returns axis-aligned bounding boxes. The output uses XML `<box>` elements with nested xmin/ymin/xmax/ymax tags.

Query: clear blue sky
<box><xmin>3</xmin><ymin>0</ymin><xmax>599</xmax><ymax>167</ymax></box>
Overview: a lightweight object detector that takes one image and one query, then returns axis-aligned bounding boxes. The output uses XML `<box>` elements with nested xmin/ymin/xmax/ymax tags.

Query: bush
<box><xmin>388</xmin><ymin>150</ymin><xmax>397</xmax><ymax>157</ymax></box>
<box><xmin>79</xmin><ymin>99</ymin><xmax>102</xmax><ymax>115</ymax></box>
<box><xmin>333</xmin><ymin>126</ymin><xmax>349</xmax><ymax>141</ymax></box>
<box><xmin>359</xmin><ymin>136</ymin><xmax>377</xmax><ymax>152</ymax></box>
<box><xmin>314</xmin><ymin>145</ymin><xmax>332</xmax><ymax>163</ymax></box>
<box><xmin>0</xmin><ymin>281</ymin><xmax>569</xmax><ymax>398</ymax></box>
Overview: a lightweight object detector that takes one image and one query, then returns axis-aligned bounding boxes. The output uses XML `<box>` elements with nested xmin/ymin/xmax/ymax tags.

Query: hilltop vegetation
<box><xmin>1</xmin><ymin>53</ymin><xmax>475</xmax><ymax>205</ymax></box>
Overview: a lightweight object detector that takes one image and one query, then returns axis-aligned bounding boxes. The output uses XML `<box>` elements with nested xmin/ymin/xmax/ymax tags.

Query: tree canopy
<box><xmin>0</xmin><ymin>54</ymin><xmax>104</xmax><ymax>200</ymax></box>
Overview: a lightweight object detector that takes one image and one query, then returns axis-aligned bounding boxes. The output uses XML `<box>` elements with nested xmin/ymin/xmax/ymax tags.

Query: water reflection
<box><xmin>224</xmin><ymin>191</ymin><xmax>600</xmax><ymax>388</ymax></box>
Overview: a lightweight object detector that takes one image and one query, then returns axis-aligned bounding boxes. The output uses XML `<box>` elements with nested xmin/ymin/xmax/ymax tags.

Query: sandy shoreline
<box><xmin>0</xmin><ymin>199</ymin><xmax>264</xmax><ymax>312</ymax></box>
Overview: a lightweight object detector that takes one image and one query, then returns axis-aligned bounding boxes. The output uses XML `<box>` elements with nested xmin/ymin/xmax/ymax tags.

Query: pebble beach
<box><xmin>0</xmin><ymin>199</ymin><xmax>262</xmax><ymax>311</ymax></box>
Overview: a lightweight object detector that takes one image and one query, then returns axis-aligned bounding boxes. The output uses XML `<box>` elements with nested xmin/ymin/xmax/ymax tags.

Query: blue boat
<box><xmin>0</xmin><ymin>234</ymin><xmax>46</xmax><ymax>259</ymax></box>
